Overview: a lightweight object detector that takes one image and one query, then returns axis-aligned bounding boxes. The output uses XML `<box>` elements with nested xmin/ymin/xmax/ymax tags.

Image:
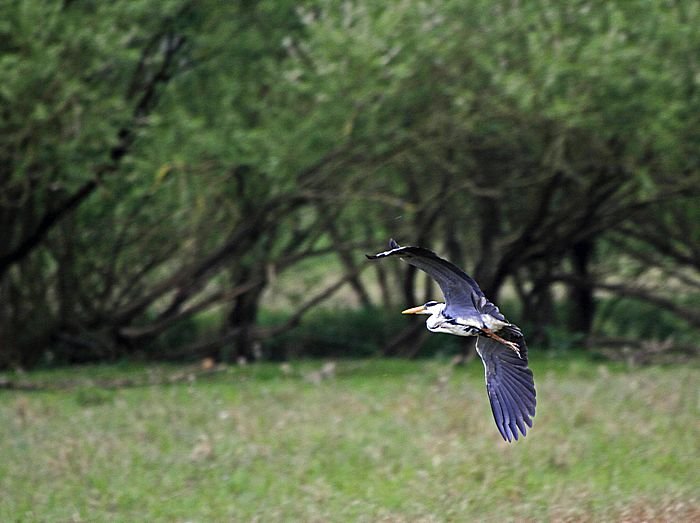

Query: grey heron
<box><xmin>367</xmin><ymin>239</ymin><xmax>536</xmax><ymax>442</ymax></box>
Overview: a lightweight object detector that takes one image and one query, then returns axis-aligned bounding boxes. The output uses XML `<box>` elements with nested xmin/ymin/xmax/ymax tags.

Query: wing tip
<box><xmin>490</xmin><ymin>387</ymin><xmax>535</xmax><ymax>442</ymax></box>
<box><xmin>366</xmin><ymin>238</ymin><xmax>402</xmax><ymax>260</ymax></box>
<box><xmin>498</xmin><ymin>425</ymin><xmax>529</xmax><ymax>443</ymax></box>
<box><xmin>498</xmin><ymin>414</ymin><xmax>535</xmax><ymax>443</ymax></box>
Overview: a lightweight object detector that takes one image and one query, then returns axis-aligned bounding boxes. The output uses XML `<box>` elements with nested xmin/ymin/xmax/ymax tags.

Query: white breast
<box><xmin>426</xmin><ymin>315</ymin><xmax>479</xmax><ymax>337</ymax></box>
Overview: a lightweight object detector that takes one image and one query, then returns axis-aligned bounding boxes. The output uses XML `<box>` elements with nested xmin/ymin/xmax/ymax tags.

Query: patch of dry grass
<box><xmin>0</xmin><ymin>358</ymin><xmax>698</xmax><ymax>521</ymax></box>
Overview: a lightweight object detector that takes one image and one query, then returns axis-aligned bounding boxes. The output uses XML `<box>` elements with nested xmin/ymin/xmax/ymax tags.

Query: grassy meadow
<box><xmin>1</xmin><ymin>356</ymin><xmax>698</xmax><ymax>522</ymax></box>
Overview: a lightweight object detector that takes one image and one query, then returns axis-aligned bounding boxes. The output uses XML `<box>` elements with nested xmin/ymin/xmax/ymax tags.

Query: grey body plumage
<box><xmin>366</xmin><ymin>239</ymin><xmax>536</xmax><ymax>442</ymax></box>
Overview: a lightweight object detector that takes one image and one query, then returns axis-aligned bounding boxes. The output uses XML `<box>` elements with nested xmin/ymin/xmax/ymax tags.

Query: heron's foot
<box><xmin>504</xmin><ymin>340</ymin><xmax>522</xmax><ymax>358</ymax></box>
<box><xmin>482</xmin><ymin>329</ymin><xmax>522</xmax><ymax>358</ymax></box>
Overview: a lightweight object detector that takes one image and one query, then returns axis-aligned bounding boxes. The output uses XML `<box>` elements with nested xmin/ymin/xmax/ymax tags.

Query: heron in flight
<box><xmin>367</xmin><ymin>239</ymin><xmax>536</xmax><ymax>442</ymax></box>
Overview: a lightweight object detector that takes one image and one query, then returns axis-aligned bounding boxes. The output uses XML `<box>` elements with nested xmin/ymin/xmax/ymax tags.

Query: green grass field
<box><xmin>1</xmin><ymin>356</ymin><xmax>698</xmax><ymax>522</ymax></box>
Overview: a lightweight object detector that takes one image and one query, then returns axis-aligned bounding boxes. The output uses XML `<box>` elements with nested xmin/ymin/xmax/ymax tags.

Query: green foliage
<box><xmin>262</xmin><ymin>307</ymin><xmax>404</xmax><ymax>359</ymax></box>
<box><xmin>0</xmin><ymin>359</ymin><xmax>698</xmax><ymax>520</ymax></box>
<box><xmin>0</xmin><ymin>1</ymin><xmax>185</xmax><ymax>184</ymax></box>
<box><xmin>1</xmin><ymin>0</ymin><xmax>698</xmax><ymax>366</ymax></box>
<box><xmin>596</xmin><ymin>297</ymin><xmax>699</xmax><ymax>342</ymax></box>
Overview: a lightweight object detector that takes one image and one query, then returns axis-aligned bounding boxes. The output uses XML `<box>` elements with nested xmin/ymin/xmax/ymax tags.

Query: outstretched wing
<box><xmin>476</xmin><ymin>332</ymin><xmax>536</xmax><ymax>442</ymax></box>
<box><xmin>366</xmin><ymin>239</ymin><xmax>503</xmax><ymax>320</ymax></box>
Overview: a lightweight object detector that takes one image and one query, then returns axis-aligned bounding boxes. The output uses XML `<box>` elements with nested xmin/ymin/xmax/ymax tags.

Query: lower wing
<box><xmin>476</xmin><ymin>334</ymin><xmax>536</xmax><ymax>442</ymax></box>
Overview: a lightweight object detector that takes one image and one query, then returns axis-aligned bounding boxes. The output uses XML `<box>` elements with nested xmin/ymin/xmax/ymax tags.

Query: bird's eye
<box><xmin>425</xmin><ymin>301</ymin><xmax>438</xmax><ymax>307</ymax></box>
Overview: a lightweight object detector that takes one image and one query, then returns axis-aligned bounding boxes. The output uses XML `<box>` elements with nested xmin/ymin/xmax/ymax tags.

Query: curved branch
<box><xmin>253</xmin><ymin>265</ymin><xmax>368</xmax><ymax>339</ymax></box>
<box><xmin>554</xmin><ymin>274</ymin><xmax>700</xmax><ymax>329</ymax></box>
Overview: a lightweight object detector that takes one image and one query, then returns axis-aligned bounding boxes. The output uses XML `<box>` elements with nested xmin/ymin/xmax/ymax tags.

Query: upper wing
<box><xmin>366</xmin><ymin>239</ymin><xmax>499</xmax><ymax>318</ymax></box>
<box><xmin>476</xmin><ymin>332</ymin><xmax>536</xmax><ymax>442</ymax></box>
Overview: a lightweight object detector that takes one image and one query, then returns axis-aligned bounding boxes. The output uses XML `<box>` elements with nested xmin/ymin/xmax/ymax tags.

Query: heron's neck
<box><xmin>425</xmin><ymin>304</ymin><xmax>446</xmax><ymax>329</ymax></box>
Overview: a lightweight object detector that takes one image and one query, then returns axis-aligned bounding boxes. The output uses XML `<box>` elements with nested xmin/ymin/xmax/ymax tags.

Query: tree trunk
<box><xmin>567</xmin><ymin>239</ymin><xmax>596</xmax><ymax>336</ymax></box>
<box><xmin>522</xmin><ymin>263</ymin><xmax>555</xmax><ymax>345</ymax></box>
<box><xmin>473</xmin><ymin>195</ymin><xmax>502</xmax><ymax>299</ymax></box>
<box><xmin>224</xmin><ymin>284</ymin><xmax>263</xmax><ymax>362</ymax></box>
<box><xmin>374</xmin><ymin>262</ymin><xmax>393</xmax><ymax>310</ymax></box>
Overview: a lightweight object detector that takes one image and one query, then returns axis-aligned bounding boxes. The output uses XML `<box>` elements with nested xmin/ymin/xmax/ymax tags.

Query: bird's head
<box><xmin>401</xmin><ymin>300</ymin><xmax>444</xmax><ymax>316</ymax></box>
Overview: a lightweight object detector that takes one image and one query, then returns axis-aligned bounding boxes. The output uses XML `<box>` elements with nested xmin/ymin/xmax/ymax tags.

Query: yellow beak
<box><xmin>401</xmin><ymin>305</ymin><xmax>426</xmax><ymax>315</ymax></box>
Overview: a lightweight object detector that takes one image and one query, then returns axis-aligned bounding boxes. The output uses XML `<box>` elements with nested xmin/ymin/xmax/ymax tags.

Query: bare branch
<box><xmin>0</xmin><ymin>180</ymin><xmax>97</xmax><ymax>275</ymax></box>
<box><xmin>253</xmin><ymin>265</ymin><xmax>369</xmax><ymax>339</ymax></box>
<box><xmin>117</xmin><ymin>280</ymin><xmax>264</xmax><ymax>340</ymax></box>
<box><xmin>554</xmin><ymin>274</ymin><xmax>700</xmax><ymax>329</ymax></box>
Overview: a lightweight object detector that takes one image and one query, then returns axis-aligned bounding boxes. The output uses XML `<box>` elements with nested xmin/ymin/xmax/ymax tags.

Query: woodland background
<box><xmin>2</xmin><ymin>1</ymin><xmax>699</xmax><ymax>369</ymax></box>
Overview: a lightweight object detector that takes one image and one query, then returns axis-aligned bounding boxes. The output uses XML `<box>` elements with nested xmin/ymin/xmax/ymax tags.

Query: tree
<box><xmin>1</xmin><ymin>1</ymin><xmax>698</xmax><ymax>367</ymax></box>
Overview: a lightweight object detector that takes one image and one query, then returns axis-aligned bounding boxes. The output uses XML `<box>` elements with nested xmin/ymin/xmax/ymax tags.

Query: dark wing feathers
<box><xmin>476</xmin><ymin>333</ymin><xmax>536</xmax><ymax>442</ymax></box>
<box><xmin>366</xmin><ymin>239</ymin><xmax>505</xmax><ymax>319</ymax></box>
